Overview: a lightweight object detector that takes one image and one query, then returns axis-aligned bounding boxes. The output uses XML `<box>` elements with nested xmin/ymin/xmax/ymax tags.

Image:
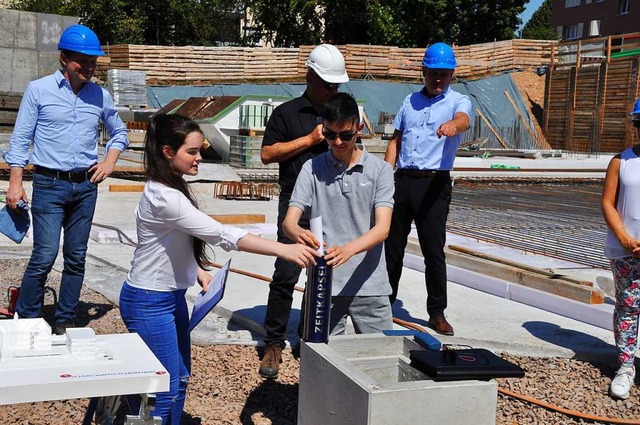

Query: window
<box><xmin>564</xmin><ymin>23</ymin><xmax>584</xmax><ymax>39</ymax></box>
<box><xmin>565</xmin><ymin>0</ymin><xmax>581</xmax><ymax>7</ymax></box>
<box><xmin>585</xmin><ymin>0</ymin><xmax>604</xmax><ymax>3</ymax></box>
<box><xmin>619</xmin><ymin>0</ymin><xmax>630</xmax><ymax>14</ymax></box>
<box><xmin>588</xmin><ymin>19</ymin><xmax>601</xmax><ymax>36</ymax></box>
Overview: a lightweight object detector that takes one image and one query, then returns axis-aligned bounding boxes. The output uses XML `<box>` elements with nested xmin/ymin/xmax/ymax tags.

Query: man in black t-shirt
<box><xmin>259</xmin><ymin>44</ymin><xmax>349</xmax><ymax>379</ymax></box>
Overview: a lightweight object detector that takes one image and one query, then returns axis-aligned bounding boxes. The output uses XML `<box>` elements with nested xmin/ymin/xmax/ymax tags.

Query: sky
<box><xmin>518</xmin><ymin>0</ymin><xmax>545</xmax><ymax>30</ymax></box>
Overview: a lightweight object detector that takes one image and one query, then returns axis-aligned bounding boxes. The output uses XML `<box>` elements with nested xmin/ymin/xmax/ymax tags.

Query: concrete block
<box><xmin>509</xmin><ymin>283</ymin><xmax>613</xmax><ymax>331</ymax></box>
<box><xmin>15</xmin><ymin>11</ymin><xmax>37</xmax><ymax>50</ymax></box>
<box><xmin>38</xmin><ymin>51</ymin><xmax>60</xmax><ymax>78</ymax></box>
<box><xmin>36</xmin><ymin>13</ymin><xmax>72</xmax><ymax>52</ymax></box>
<box><xmin>0</xmin><ymin>48</ymin><xmax>13</xmax><ymax>92</ymax></box>
<box><xmin>9</xmin><ymin>49</ymin><xmax>39</xmax><ymax>93</ymax></box>
<box><xmin>448</xmin><ymin>265</ymin><xmax>511</xmax><ymax>299</ymax></box>
<box><xmin>298</xmin><ymin>334</ymin><xmax>497</xmax><ymax>425</ymax></box>
<box><xmin>0</xmin><ymin>9</ymin><xmax>19</xmax><ymax>48</ymax></box>
<box><xmin>0</xmin><ymin>48</ymin><xmax>37</xmax><ymax>93</ymax></box>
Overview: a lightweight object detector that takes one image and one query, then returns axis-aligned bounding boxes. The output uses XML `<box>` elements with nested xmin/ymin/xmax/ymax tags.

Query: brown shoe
<box><xmin>259</xmin><ymin>344</ymin><xmax>282</xmax><ymax>379</ymax></box>
<box><xmin>427</xmin><ymin>315</ymin><xmax>454</xmax><ymax>336</ymax></box>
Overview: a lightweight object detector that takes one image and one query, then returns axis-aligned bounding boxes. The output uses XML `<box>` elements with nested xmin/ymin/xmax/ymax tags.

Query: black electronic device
<box><xmin>409</xmin><ymin>348</ymin><xmax>525</xmax><ymax>381</ymax></box>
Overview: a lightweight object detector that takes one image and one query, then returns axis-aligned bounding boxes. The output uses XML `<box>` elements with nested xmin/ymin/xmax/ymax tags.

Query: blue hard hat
<box><xmin>58</xmin><ymin>24</ymin><xmax>105</xmax><ymax>56</ymax></box>
<box><xmin>422</xmin><ymin>42</ymin><xmax>457</xmax><ymax>69</ymax></box>
<box><xmin>631</xmin><ymin>98</ymin><xmax>640</xmax><ymax>116</ymax></box>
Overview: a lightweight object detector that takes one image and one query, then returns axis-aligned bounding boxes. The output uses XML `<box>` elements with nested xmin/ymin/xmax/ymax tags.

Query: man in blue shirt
<box><xmin>384</xmin><ymin>43</ymin><xmax>472</xmax><ymax>336</ymax></box>
<box><xmin>3</xmin><ymin>24</ymin><xmax>128</xmax><ymax>335</ymax></box>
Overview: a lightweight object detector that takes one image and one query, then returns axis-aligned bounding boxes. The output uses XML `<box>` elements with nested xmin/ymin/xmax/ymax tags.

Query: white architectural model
<box><xmin>0</xmin><ymin>317</ymin><xmax>103</xmax><ymax>364</ymax></box>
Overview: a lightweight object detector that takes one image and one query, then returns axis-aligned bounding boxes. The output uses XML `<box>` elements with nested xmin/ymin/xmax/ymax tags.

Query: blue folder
<box><xmin>0</xmin><ymin>200</ymin><xmax>30</xmax><ymax>244</ymax></box>
<box><xmin>188</xmin><ymin>259</ymin><xmax>231</xmax><ymax>332</ymax></box>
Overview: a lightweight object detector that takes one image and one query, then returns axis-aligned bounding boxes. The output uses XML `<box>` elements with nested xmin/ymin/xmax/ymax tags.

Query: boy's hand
<box><xmin>295</xmin><ymin>229</ymin><xmax>321</xmax><ymax>249</ymax></box>
<box><xmin>324</xmin><ymin>245</ymin><xmax>355</xmax><ymax>268</ymax></box>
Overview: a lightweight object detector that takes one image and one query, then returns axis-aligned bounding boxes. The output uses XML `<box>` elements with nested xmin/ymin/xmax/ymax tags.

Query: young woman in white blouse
<box><xmin>119</xmin><ymin>114</ymin><xmax>318</xmax><ymax>424</ymax></box>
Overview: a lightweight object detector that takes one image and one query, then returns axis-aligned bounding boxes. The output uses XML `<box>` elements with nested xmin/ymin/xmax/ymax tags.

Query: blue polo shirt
<box><xmin>4</xmin><ymin>70</ymin><xmax>128</xmax><ymax>170</ymax></box>
<box><xmin>290</xmin><ymin>147</ymin><xmax>394</xmax><ymax>297</ymax></box>
<box><xmin>392</xmin><ymin>87</ymin><xmax>472</xmax><ymax>171</ymax></box>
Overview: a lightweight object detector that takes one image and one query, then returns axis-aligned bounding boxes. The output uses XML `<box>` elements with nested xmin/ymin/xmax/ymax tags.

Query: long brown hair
<box><xmin>144</xmin><ymin>113</ymin><xmax>213</xmax><ymax>269</ymax></box>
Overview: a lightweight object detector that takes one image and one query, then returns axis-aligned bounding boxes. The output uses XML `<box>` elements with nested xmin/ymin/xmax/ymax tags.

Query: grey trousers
<box><xmin>329</xmin><ymin>295</ymin><xmax>393</xmax><ymax>335</ymax></box>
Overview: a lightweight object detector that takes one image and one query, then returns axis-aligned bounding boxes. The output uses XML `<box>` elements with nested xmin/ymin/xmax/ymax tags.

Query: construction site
<box><xmin>1</xmin><ymin>7</ymin><xmax>640</xmax><ymax>425</ymax></box>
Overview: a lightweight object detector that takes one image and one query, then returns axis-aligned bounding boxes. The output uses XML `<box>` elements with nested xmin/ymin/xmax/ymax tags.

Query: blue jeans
<box><xmin>119</xmin><ymin>282</ymin><xmax>191</xmax><ymax>425</ymax></box>
<box><xmin>16</xmin><ymin>173</ymin><xmax>98</xmax><ymax>324</ymax></box>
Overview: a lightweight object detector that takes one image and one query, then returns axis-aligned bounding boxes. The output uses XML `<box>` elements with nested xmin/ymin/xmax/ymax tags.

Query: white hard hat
<box><xmin>306</xmin><ymin>44</ymin><xmax>349</xmax><ymax>84</ymax></box>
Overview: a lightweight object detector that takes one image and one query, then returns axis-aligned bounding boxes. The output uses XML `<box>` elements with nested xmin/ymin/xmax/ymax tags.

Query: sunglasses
<box><xmin>322</xmin><ymin>128</ymin><xmax>356</xmax><ymax>142</ymax></box>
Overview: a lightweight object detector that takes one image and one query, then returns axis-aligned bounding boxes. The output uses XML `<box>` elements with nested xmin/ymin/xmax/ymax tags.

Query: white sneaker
<box><xmin>610</xmin><ymin>366</ymin><xmax>635</xmax><ymax>399</ymax></box>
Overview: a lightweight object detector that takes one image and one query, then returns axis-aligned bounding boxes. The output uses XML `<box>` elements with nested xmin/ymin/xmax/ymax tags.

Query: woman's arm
<box><xmin>602</xmin><ymin>155</ymin><xmax>640</xmax><ymax>255</ymax></box>
<box><xmin>237</xmin><ymin>233</ymin><xmax>319</xmax><ymax>267</ymax></box>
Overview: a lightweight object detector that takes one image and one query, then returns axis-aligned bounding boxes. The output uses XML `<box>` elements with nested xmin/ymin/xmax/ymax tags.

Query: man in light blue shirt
<box><xmin>384</xmin><ymin>43</ymin><xmax>472</xmax><ymax>337</ymax></box>
<box><xmin>3</xmin><ymin>24</ymin><xmax>128</xmax><ymax>335</ymax></box>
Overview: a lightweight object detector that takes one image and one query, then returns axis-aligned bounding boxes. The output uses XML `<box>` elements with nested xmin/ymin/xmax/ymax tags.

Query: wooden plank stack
<box><xmin>98</xmin><ymin>40</ymin><xmax>557</xmax><ymax>85</ymax></box>
<box><xmin>545</xmin><ymin>31</ymin><xmax>640</xmax><ymax>153</ymax></box>
<box><xmin>0</xmin><ymin>92</ymin><xmax>22</xmax><ymax>133</ymax></box>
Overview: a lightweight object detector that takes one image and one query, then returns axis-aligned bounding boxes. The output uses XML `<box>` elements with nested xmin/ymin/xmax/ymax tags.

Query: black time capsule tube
<box><xmin>302</xmin><ymin>256</ymin><xmax>333</xmax><ymax>343</ymax></box>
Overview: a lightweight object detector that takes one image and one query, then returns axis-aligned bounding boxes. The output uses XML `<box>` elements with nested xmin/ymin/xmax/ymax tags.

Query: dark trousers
<box><xmin>263</xmin><ymin>194</ymin><xmax>308</xmax><ymax>348</ymax></box>
<box><xmin>385</xmin><ymin>173</ymin><xmax>452</xmax><ymax>317</ymax></box>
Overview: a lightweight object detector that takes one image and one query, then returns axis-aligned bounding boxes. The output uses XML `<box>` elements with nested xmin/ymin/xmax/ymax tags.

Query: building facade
<box><xmin>551</xmin><ymin>0</ymin><xmax>638</xmax><ymax>40</ymax></box>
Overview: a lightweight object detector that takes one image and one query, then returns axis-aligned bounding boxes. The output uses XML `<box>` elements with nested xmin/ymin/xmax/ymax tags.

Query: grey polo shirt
<box><xmin>290</xmin><ymin>146</ymin><xmax>394</xmax><ymax>297</ymax></box>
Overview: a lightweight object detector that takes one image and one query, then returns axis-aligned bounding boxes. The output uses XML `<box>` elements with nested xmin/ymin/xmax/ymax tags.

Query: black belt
<box><xmin>34</xmin><ymin>165</ymin><xmax>94</xmax><ymax>182</ymax></box>
<box><xmin>396</xmin><ymin>168</ymin><xmax>450</xmax><ymax>177</ymax></box>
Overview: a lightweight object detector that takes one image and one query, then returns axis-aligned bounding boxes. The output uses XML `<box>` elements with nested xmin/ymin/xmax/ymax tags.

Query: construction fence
<box><xmin>98</xmin><ymin>39</ymin><xmax>556</xmax><ymax>85</ymax></box>
<box><xmin>544</xmin><ymin>32</ymin><xmax>640</xmax><ymax>153</ymax></box>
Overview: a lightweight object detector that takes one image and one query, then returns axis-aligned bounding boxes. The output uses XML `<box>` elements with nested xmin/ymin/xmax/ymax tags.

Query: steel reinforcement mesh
<box><xmin>447</xmin><ymin>182</ymin><xmax>609</xmax><ymax>269</ymax></box>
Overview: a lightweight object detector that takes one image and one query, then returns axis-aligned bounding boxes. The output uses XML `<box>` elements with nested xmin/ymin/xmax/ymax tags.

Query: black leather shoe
<box><xmin>427</xmin><ymin>315</ymin><xmax>454</xmax><ymax>336</ymax></box>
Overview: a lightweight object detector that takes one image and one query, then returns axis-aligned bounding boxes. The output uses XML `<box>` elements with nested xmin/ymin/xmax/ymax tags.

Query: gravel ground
<box><xmin>1</xmin><ymin>258</ymin><xmax>640</xmax><ymax>425</ymax></box>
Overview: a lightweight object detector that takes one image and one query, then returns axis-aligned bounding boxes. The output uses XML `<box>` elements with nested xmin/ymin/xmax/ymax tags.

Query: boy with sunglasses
<box><xmin>283</xmin><ymin>93</ymin><xmax>395</xmax><ymax>336</ymax></box>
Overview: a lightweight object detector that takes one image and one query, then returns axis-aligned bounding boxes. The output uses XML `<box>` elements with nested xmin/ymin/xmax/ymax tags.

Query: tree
<box><xmin>9</xmin><ymin>0</ymin><xmax>244</xmax><ymax>46</ymax></box>
<box><xmin>244</xmin><ymin>0</ymin><xmax>323</xmax><ymax>47</ymax></box>
<box><xmin>521</xmin><ymin>0</ymin><xmax>557</xmax><ymax>40</ymax></box>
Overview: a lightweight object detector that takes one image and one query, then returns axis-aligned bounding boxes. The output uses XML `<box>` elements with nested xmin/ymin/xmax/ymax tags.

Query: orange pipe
<box><xmin>498</xmin><ymin>387</ymin><xmax>640</xmax><ymax>424</ymax></box>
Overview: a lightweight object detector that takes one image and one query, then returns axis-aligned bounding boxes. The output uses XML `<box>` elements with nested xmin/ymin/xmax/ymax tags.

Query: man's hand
<box><xmin>89</xmin><ymin>160</ymin><xmax>115</xmax><ymax>184</ymax></box>
<box><xmin>6</xmin><ymin>167</ymin><xmax>27</xmax><ymax>209</ymax></box>
<box><xmin>6</xmin><ymin>183</ymin><xmax>27</xmax><ymax>209</ymax></box>
<box><xmin>309</xmin><ymin>124</ymin><xmax>324</xmax><ymax>145</ymax></box>
<box><xmin>436</xmin><ymin>121</ymin><xmax>458</xmax><ymax>138</ymax></box>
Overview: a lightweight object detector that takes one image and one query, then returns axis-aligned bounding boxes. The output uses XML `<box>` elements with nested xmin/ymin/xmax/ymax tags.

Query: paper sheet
<box><xmin>310</xmin><ymin>215</ymin><xmax>324</xmax><ymax>255</ymax></box>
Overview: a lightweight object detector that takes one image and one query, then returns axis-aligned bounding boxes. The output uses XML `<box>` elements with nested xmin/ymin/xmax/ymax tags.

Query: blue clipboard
<box><xmin>188</xmin><ymin>259</ymin><xmax>231</xmax><ymax>332</ymax></box>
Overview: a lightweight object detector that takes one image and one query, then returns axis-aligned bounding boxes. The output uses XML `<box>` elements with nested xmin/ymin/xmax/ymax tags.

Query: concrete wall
<box><xmin>0</xmin><ymin>9</ymin><xmax>77</xmax><ymax>93</ymax></box>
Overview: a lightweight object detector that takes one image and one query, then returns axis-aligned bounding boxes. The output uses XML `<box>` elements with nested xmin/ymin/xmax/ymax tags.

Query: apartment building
<box><xmin>551</xmin><ymin>0</ymin><xmax>638</xmax><ymax>40</ymax></box>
